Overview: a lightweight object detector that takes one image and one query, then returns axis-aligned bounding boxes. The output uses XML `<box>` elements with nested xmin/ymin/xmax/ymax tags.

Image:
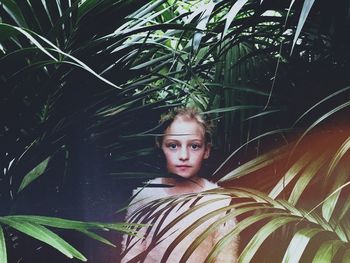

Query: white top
<box><xmin>120</xmin><ymin>178</ymin><xmax>239</xmax><ymax>263</ymax></box>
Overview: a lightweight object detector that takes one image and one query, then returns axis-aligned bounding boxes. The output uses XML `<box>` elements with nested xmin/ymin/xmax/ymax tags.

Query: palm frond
<box><xmin>0</xmin><ymin>215</ymin><xmax>141</xmax><ymax>261</ymax></box>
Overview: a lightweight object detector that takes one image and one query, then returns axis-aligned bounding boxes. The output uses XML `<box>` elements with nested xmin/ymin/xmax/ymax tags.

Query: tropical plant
<box><xmin>2</xmin><ymin>0</ymin><xmax>350</xmax><ymax>262</ymax></box>
<box><xmin>0</xmin><ymin>0</ymin><xmax>187</xmax><ymax>261</ymax></box>
<box><xmin>120</xmin><ymin>0</ymin><xmax>350</xmax><ymax>262</ymax></box>
<box><xmin>124</xmin><ymin>126</ymin><xmax>350</xmax><ymax>262</ymax></box>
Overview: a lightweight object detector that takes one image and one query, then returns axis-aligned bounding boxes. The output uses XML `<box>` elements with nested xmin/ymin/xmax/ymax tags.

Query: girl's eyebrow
<box><xmin>163</xmin><ymin>138</ymin><xmax>180</xmax><ymax>142</ymax></box>
<box><xmin>163</xmin><ymin>133</ymin><xmax>197</xmax><ymax>136</ymax></box>
<box><xmin>164</xmin><ymin>138</ymin><xmax>204</xmax><ymax>143</ymax></box>
<box><xmin>164</xmin><ymin>139</ymin><xmax>178</xmax><ymax>142</ymax></box>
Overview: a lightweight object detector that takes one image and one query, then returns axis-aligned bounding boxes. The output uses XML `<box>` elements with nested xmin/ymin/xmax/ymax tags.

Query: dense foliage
<box><xmin>1</xmin><ymin>0</ymin><xmax>350</xmax><ymax>262</ymax></box>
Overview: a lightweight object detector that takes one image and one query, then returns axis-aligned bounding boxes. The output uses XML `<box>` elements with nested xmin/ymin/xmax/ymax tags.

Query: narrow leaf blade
<box><xmin>0</xmin><ymin>225</ymin><xmax>7</xmax><ymax>263</ymax></box>
<box><xmin>291</xmin><ymin>0</ymin><xmax>316</xmax><ymax>54</ymax></box>
<box><xmin>0</xmin><ymin>218</ymin><xmax>86</xmax><ymax>261</ymax></box>
<box><xmin>18</xmin><ymin>156</ymin><xmax>50</xmax><ymax>192</ymax></box>
<box><xmin>223</xmin><ymin>0</ymin><xmax>249</xmax><ymax>36</ymax></box>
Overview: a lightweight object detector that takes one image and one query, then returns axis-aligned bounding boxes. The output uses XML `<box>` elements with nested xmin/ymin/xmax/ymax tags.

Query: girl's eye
<box><xmin>167</xmin><ymin>143</ymin><xmax>177</xmax><ymax>149</ymax></box>
<box><xmin>191</xmin><ymin>144</ymin><xmax>201</xmax><ymax>150</ymax></box>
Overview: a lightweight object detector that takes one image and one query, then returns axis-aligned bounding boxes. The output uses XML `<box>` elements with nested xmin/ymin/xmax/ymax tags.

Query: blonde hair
<box><xmin>156</xmin><ymin>107</ymin><xmax>213</xmax><ymax>147</ymax></box>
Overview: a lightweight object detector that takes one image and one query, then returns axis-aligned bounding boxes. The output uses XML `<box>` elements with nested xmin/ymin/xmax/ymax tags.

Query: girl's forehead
<box><xmin>164</xmin><ymin>117</ymin><xmax>205</xmax><ymax>138</ymax></box>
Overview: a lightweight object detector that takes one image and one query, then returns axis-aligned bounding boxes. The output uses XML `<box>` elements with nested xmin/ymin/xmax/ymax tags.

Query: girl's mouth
<box><xmin>176</xmin><ymin>165</ymin><xmax>191</xmax><ymax>171</ymax></box>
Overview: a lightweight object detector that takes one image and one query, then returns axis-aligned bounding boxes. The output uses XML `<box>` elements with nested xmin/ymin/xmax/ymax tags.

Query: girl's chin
<box><xmin>168</xmin><ymin>167</ymin><xmax>200</xmax><ymax>179</ymax></box>
<box><xmin>177</xmin><ymin>174</ymin><xmax>194</xmax><ymax>179</ymax></box>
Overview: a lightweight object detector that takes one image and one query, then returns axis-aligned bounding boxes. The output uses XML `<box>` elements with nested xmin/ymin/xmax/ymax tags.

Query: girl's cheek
<box><xmin>164</xmin><ymin>150</ymin><xmax>177</xmax><ymax>159</ymax></box>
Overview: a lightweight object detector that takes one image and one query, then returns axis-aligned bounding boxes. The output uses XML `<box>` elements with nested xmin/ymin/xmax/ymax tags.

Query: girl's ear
<box><xmin>204</xmin><ymin>143</ymin><xmax>211</xmax><ymax>159</ymax></box>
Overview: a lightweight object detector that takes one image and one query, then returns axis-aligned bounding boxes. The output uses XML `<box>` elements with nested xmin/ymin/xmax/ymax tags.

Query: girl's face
<box><xmin>161</xmin><ymin>117</ymin><xmax>210</xmax><ymax>179</ymax></box>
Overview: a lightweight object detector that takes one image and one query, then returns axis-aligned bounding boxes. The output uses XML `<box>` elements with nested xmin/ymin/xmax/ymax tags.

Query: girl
<box><xmin>121</xmin><ymin>107</ymin><xmax>239</xmax><ymax>263</ymax></box>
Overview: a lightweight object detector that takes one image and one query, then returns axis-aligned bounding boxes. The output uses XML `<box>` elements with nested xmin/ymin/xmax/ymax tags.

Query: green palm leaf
<box><xmin>291</xmin><ymin>0</ymin><xmax>316</xmax><ymax>53</ymax></box>
<box><xmin>0</xmin><ymin>217</ymin><xmax>87</xmax><ymax>261</ymax></box>
<box><xmin>341</xmin><ymin>249</ymin><xmax>350</xmax><ymax>263</ymax></box>
<box><xmin>237</xmin><ymin>215</ymin><xmax>300</xmax><ymax>263</ymax></box>
<box><xmin>327</xmin><ymin>136</ymin><xmax>350</xmax><ymax>177</ymax></box>
<box><xmin>0</xmin><ymin>226</ymin><xmax>7</xmax><ymax>263</ymax></box>
<box><xmin>223</xmin><ymin>0</ymin><xmax>249</xmax><ymax>37</ymax></box>
<box><xmin>174</xmin><ymin>202</ymin><xmax>259</xmax><ymax>262</ymax></box>
<box><xmin>311</xmin><ymin>240</ymin><xmax>346</xmax><ymax>263</ymax></box>
<box><xmin>321</xmin><ymin>170</ymin><xmax>349</xmax><ymax>222</ymax></box>
<box><xmin>0</xmin><ymin>0</ymin><xmax>28</xmax><ymax>27</ymax></box>
<box><xmin>18</xmin><ymin>156</ymin><xmax>50</xmax><ymax>192</ymax></box>
<box><xmin>282</xmin><ymin>228</ymin><xmax>333</xmax><ymax>263</ymax></box>
<box><xmin>0</xmin><ymin>215</ymin><xmax>141</xmax><ymax>261</ymax></box>
<box><xmin>269</xmin><ymin>152</ymin><xmax>313</xmax><ymax>199</ymax></box>
<box><xmin>288</xmin><ymin>154</ymin><xmax>326</xmax><ymax>205</ymax></box>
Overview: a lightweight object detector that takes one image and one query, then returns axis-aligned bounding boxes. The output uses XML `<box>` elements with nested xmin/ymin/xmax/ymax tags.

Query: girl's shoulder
<box><xmin>131</xmin><ymin>178</ymin><xmax>168</xmax><ymax>201</ymax></box>
<box><xmin>126</xmin><ymin>178</ymin><xmax>168</xmax><ymax>218</ymax></box>
<box><xmin>128</xmin><ymin>178</ymin><xmax>219</xmax><ymax>214</ymax></box>
<box><xmin>201</xmin><ymin>178</ymin><xmax>219</xmax><ymax>191</ymax></box>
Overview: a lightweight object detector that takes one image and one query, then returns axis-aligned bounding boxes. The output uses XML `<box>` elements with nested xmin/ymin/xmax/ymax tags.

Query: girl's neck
<box><xmin>161</xmin><ymin>176</ymin><xmax>205</xmax><ymax>195</ymax></box>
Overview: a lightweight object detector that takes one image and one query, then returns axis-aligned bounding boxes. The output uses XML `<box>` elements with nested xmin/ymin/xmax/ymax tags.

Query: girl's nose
<box><xmin>179</xmin><ymin>147</ymin><xmax>189</xmax><ymax>161</ymax></box>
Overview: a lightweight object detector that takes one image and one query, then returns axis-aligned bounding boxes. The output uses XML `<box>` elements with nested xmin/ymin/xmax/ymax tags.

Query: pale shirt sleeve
<box><xmin>120</xmin><ymin>180</ymin><xmax>240</xmax><ymax>263</ymax></box>
<box><xmin>204</xmin><ymin>181</ymin><xmax>239</xmax><ymax>263</ymax></box>
<box><xmin>120</xmin><ymin>189</ymin><xmax>150</xmax><ymax>263</ymax></box>
<box><xmin>212</xmin><ymin>214</ymin><xmax>239</xmax><ymax>263</ymax></box>
<box><xmin>121</xmin><ymin>183</ymin><xmax>164</xmax><ymax>263</ymax></box>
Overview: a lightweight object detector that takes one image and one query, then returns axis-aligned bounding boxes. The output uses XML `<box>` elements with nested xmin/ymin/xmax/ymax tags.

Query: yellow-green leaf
<box><xmin>269</xmin><ymin>152</ymin><xmax>313</xmax><ymax>199</ymax></box>
<box><xmin>322</xmin><ymin>169</ymin><xmax>348</xmax><ymax>221</ymax></box>
<box><xmin>282</xmin><ymin>228</ymin><xmax>331</xmax><ymax>263</ymax></box>
<box><xmin>18</xmin><ymin>156</ymin><xmax>50</xmax><ymax>192</ymax></box>
<box><xmin>223</xmin><ymin>0</ymin><xmax>249</xmax><ymax>37</ymax></box>
<box><xmin>327</xmin><ymin>136</ymin><xmax>350</xmax><ymax>177</ymax></box>
<box><xmin>312</xmin><ymin>240</ymin><xmax>345</xmax><ymax>263</ymax></box>
<box><xmin>0</xmin><ymin>225</ymin><xmax>7</xmax><ymax>263</ymax></box>
<box><xmin>0</xmin><ymin>218</ymin><xmax>86</xmax><ymax>261</ymax></box>
<box><xmin>288</xmin><ymin>154</ymin><xmax>325</xmax><ymax>205</ymax></box>
<box><xmin>237</xmin><ymin>216</ymin><xmax>299</xmax><ymax>263</ymax></box>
